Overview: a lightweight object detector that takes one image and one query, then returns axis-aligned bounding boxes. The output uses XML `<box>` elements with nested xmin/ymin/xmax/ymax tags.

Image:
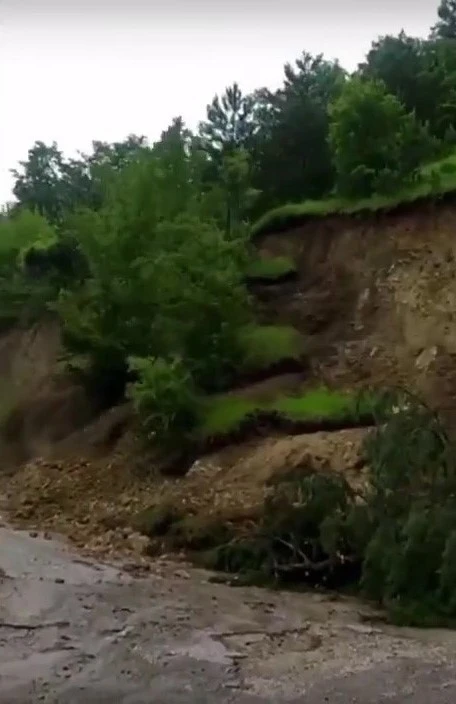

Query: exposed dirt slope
<box><xmin>257</xmin><ymin>200</ymin><xmax>456</xmax><ymax>429</ymax></box>
<box><xmin>4</xmin><ymin>200</ymin><xmax>456</xmax><ymax>553</ymax></box>
<box><xmin>0</xmin><ymin>319</ymin><xmax>97</xmax><ymax>467</ymax></box>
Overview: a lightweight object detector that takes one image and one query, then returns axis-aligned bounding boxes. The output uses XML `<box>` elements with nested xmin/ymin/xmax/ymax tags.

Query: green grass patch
<box><xmin>251</xmin><ymin>152</ymin><xmax>456</xmax><ymax>238</ymax></box>
<box><xmin>198</xmin><ymin>386</ymin><xmax>377</xmax><ymax>441</ymax></box>
<box><xmin>198</xmin><ymin>396</ymin><xmax>258</xmax><ymax>439</ymax></box>
<box><xmin>238</xmin><ymin>324</ymin><xmax>304</xmax><ymax>374</ymax></box>
<box><xmin>245</xmin><ymin>255</ymin><xmax>297</xmax><ymax>281</ymax></box>
<box><xmin>270</xmin><ymin>387</ymin><xmax>368</xmax><ymax>423</ymax></box>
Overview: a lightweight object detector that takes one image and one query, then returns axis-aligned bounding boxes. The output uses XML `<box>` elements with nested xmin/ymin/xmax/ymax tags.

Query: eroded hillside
<box><xmin>256</xmin><ymin>199</ymin><xmax>456</xmax><ymax>425</ymax></box>
<box><xmin>3</xmin><ymin>200</ymin><xmax>456</xmax><ymax>564</ymax></box>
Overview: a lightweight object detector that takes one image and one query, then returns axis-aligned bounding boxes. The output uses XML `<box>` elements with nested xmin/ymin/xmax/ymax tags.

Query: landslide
<box><xmin>3</xmin><ymin>198</ymin><xmax>456</xmax><ymax>562</ymax></box>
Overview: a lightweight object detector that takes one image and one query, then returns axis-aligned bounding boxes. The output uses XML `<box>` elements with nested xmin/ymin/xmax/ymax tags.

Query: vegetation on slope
<box><xmin>193</xmin><ymin>395</ymin><xmax>456</xmax><ymax>626</ymax></box>
<box><xmin>198</xmin><ymin>387</ymin><xmax>377</xmax><ymax>441</ymax></box>
<box><xmin>251</xmin><ymin>152</ymin><xmax>456</xmax><ymax>237</ymax></box>
<box><xmin>237</xmin><ymin>324</ymin><xmax>304</xmax><ymax>374</ymax></box>
<box><xmin>245</xmin><ymin>255</ymin><xmax>298</xmax><ymax>282</ymax></box>
<box><xmin>1</xmin><ymin>0</ymin><xmax>456</xmax><ymax>625</ymax></box>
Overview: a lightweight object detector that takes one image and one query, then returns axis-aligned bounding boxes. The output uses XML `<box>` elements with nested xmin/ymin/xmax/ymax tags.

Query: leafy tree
<box><xmin>11</xmin><ymin>142</ymin><xmax>68</xmax><ymax>224</ymax></box>
<box><xmin>361</xmin><ymin>32</ymin><xmax>456</xmax><ymax>141</ymax></box>
<box><xmin>360</xmin><ymin>34</ymin><xmax>428</xmax><ymax>119</ymax></box>
<box><xmin>198</xmin><ymin>82</ymin><xmax>258</xmax><ymax>159</ymax></box>
<box><xmin>57</xmin><ymin>141</ymin><xmax>251</xmax><ymax>408</ymax></box>
<box><xmin>432</xmin><ymin>0</ymin><xmax>456</xmax><ymax>39</ymax></box>
<box><xmin>11</xmin><ymin>135</ymin><xmax>149</xmax><ymax>224</ymax></box>
<box><xmin>252</xmin><ymin>53</ymin><xmax>346</xmax><ymax>208</ymax></box>
<box><xmin>329</xmin><ymin>77</ymin><xmax>434</xmax><ymax>197</ymax></box>
<box><xmin>0</xmin><ymin>209</ymin><xmax>60</xmax><ymax>326</ymax></box>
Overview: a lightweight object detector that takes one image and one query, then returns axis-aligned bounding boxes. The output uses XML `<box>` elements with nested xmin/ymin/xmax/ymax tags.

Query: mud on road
<box><xmin>2</xmin><ymin>526</ymin><xmax>456</xmax><ymax>703</ymax></box>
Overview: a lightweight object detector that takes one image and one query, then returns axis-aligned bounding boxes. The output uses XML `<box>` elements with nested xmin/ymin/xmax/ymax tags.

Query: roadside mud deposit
<box><xmin>2</xmin><ymin>527</ymin><xmax>456</xmax><ymax>702</ymax></box>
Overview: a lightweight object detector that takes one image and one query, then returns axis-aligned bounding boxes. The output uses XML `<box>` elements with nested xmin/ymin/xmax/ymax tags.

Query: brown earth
<box><xmin>3</xmin><ymin>201</ymin><xmax>456</xmax><ymax>554</ymax></box>
<box><xmin>258</xmin><ymin>200</ymin><xmax>456</xmax><ymax>426</ymax></box>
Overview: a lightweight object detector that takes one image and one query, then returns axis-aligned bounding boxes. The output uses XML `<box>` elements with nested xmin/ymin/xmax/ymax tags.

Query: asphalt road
<box><xmin>2</xmin><ymin>527</ymin><xmax>456</xmax><ymax>703</ymax></box>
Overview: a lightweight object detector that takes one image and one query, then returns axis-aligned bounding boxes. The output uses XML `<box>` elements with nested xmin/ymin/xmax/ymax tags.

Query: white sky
<box><xmin>0</xmin><ymin>0</ymin><xmax>439</xmax><ymax>204</ymax></box>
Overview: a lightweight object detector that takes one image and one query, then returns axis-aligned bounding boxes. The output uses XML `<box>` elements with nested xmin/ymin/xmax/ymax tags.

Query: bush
<box><xmin>128</xmin><ymin>356</ymin><xmax>202</xmax><ymax>452</ymax></box>
<box><xmin>197</xmin><ymin>391</ymin><xmax>456</xmax><ymax>625</ymax></box>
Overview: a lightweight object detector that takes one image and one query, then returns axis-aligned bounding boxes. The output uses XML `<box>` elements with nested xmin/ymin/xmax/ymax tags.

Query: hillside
<box><xmin>2</xmin><ymin>198</ymin><xmax>456</xmax><ymax>572</ymax></box>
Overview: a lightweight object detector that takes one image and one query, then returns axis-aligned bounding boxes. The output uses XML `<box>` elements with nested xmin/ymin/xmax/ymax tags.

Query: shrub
<box><xmin>128</xmin><ymin>356</ymin><xmax>202</xmax><ymax>452</ymax></box>
<box><xmin>197</xmin><ymin>391</ymin><xmax>456</xmax><ymax>625</ymax></box>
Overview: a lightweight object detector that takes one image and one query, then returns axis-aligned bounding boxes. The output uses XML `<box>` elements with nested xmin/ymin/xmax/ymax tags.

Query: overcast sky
<box><xmin>0</xmin><ymin>0</ymin><xmax>439</xmax><ymax>204</ymax></box>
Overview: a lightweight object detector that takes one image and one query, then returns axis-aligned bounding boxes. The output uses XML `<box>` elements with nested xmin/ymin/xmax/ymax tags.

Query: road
<box><xmin>2</xmin><ymin>526</ymin><xmax>456</xmax><ymax>703</ymax></box>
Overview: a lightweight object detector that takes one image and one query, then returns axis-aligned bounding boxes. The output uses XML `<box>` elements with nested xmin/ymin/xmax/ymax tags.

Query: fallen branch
<box><xmin>274</xmin><ymin>538</ymin><xmax>356</xmax><ymax>574</ymax></box>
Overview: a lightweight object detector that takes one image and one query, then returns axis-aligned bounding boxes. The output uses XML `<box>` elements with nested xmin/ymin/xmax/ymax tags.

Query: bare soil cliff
<box><xmin>3</xmin><ymin>201</ymin><xmax>456</xmax><ymax>557</ymax></box>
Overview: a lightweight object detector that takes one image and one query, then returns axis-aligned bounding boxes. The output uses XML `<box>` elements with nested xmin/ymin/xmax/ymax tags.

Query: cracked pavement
<box><xmin>2</xmin><ymin>526</ymin><xmax>456</xmax><ymax>702</ymax></box>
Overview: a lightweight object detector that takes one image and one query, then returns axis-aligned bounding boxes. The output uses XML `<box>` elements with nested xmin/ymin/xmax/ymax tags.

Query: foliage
<box><xmin>199</xmin><ymin>82</ymin><xmax>258</xmax><ymax>159</ymax></box>
<box><xmin>251</xmin><ymin>53</ymin><xmax>346</xmax><ymax>210</ymax></box>
<box><xmin>199</xmin><ymin>392</ymin><xmax>456</xmax><ymax>626</ymax></box>
<box><xmin>360</xmin><ymin>32</ymin><xmax>456</xmax><ymax>141</ymax></box>
<box><xmin>251</xmin><ymin>151</ymin><xmax>456</xmax><ymax>237</ymax></box>
<box><xmin>0</xmin><ymin>209</ymin><xmax>61</xmax><ymax>326</ymax></box>
<box><xmin>329</xmin><ymin>77</ymin><xmax>435</xmax><ymax>198</ymax></box>
<box><xmin>55</xmin><ymin>134</ymin><xmax>251</xmax><ymax>417</ymax></box>
<box><xmin>432</xmin><ymin>0</ymin><xmax>456</xmax><ymax>39</ymax></box>
<box><xmin>11</xmin><ymin>136</ymin><xmax>149</xmax><ymax>224</ymax></box>
<box><xmin>128</xmin><ymin>356</ymin><xmax>202</xmax><ymax>452</ymax></box>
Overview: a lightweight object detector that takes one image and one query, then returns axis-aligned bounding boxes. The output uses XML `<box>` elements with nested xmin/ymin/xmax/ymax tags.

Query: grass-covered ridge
<box><xmin>198</xmin><ymin>386</ymin><xmax>377</xmax><ymax>441</ymax></box>
<box><xmin>251</xmin><ymin>152</ymin><xmax>456</xmax><ymax>238</ymax></box>
<box><xmin>238</xmin><ymin>324</ymin><xmax>304</xmax><ymax>375</ymax></box>
<box><xmin>245</xmin><ymin>255</ymin><xmax>297</xmax><ymax>282</ymax></box>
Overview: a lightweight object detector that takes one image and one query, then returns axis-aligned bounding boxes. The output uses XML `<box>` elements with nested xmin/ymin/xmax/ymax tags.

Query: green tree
<box><xmin>360</xmin><ymin>32</ymin><xmax>456</xmax><ymax>141</ymax></box>
<box><xmin>11</xmin><ymin>142</ymin><xmax>67</xmax><ymax>224</ymax></box>
<box><xmin>329</xmin><ymin>77</ymin><xmax>433</xmax><ymax>197</ymax></box>
<box><xmin>252</xmin><ymin>53</ymin><xmax>346</xmax><ymax>209</ymax></box>
<box><xmin>11</xmin><ymin>135</ymin><xmax>149</xmax><ymax>224</ymax></box>
<box><xmin>198</xmin><ymin>82</ymin><xmax>258</xmax><ymax>159</ymax></box>
<box><xmin>57</xmin><ymin>142</ymin><xmax>251</xmax><ymax>404</ymax></box>
<box><xmin>432</xmin><ymin>0</ymin><xmax>456</xmax><ymax>39</ymax></box>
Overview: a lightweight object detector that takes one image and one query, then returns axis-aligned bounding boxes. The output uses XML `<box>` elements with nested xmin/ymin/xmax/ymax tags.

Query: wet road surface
<box><xmin>2</xmin><ymin>526</ymin><xmax>456</xmax><ymax>703</ymax></box>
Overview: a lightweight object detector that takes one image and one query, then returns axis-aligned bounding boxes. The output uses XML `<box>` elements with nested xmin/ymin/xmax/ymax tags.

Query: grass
<box><xmin>238</xmin><ymin>324</ymin><xmax>304</xmax><ymax>374</ymax></box>
<box><xmin>245</xmin><ymin>255</ymin><xmax>297</xmax><ymax>281</ymax></box>
<box><xmin>198</xmin><ymin>396</ymin><xmax>258</xmax><ymax>438</ymax></box>
<box><xmin>251</xmin><ymin>152</ymin><xmax>456</xmax><ymax>238</ymax></box>
<box><xmin>198</xmin><ymin>386</ymin><xmax>375</xmax><ymax>441</ymax></box>
<box><xmin>271</xmin><ymin>387</ymin><xmax>370</xmax><ymax>423</ymax></box>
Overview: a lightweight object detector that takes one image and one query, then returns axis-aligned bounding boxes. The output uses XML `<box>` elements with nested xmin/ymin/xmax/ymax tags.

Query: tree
<box><xmin>252</xmin><ymin>53</ymin><xmax>346</xmax><ymax>209</ymax></box>
<box><xmin>198</xmin><ymin>82</ymin><xmax>258</xmax><ymax>161</ymax></box>
<box><xmin>360</xmin><ymin>32</ymin><xmax>456</xmax><ymax>141</ymax></box>
<box><xmin>329</xmin><ymin>77</ymin><xmax>433</xmax><ymax>197</ymax></box>
<box><xmin>360</xmin><ymin>33</ymin><xmax>428</xmax><ymax>119</ymax></box>
<box><xmin>57</xmin><ymin>141</ymin><xmax>251</xmax><ymax>404</ymax></box>
<box><xmin>432</xmin><ymin>0</ymin><xmax>456</xmax><ymax>39</ymax></box>
<box><xmin>11</xmin><ymin>142</ymin><xmax>67</xmax><ymax>224</ymax></box>
<box><xmin>11</xmin><ymin>135</ymin><xmax>149</xmax><ymax>224</ymax></box>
